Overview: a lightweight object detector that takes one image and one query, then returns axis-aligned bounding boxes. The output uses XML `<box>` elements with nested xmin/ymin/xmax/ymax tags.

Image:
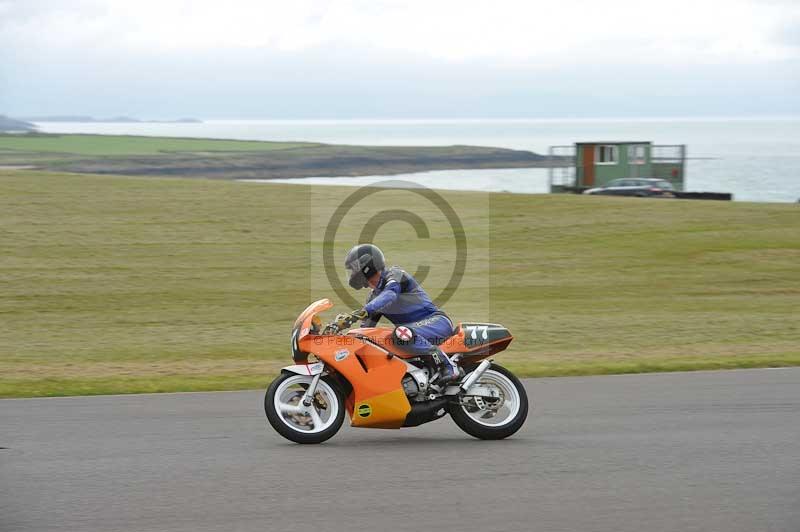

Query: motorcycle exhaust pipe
<box><xmin>460</xmin><ymin>359</ymin><xmax>492</xmax><ymax>393</ymax></box>
<box><xmin>402</xmin><ymin>397</ymin><xmax>449</xmax><ymax>427</ymax></box>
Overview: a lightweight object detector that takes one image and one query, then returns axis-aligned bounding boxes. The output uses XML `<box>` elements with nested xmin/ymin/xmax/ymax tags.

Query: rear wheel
<box><xmin>449</xmin><ymin>363</ymin><xmax>528</xmax><ymax>440</ymax></box>
<box><xmin>265</xmin><ymin>372</ymin><xmax>345</xmax><ymax>444</ymax></box>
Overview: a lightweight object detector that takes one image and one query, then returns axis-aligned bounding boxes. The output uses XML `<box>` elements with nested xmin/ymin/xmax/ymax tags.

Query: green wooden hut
<box><xmin>549</xmin><ymin>141</ymin><xmax>686</xmax><ymax>192</ymax></box>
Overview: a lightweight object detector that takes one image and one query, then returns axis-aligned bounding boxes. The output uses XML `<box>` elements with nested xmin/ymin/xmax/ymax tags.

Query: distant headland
<box><xmin>0</xmin><ymin>132</ymin><xmax>556</xmax><ymax>179</ymax></box>
<box><xmin>16</xmin><ymin>116</ymin><xmax>203</xmax><ymax>124</ymax></box>
<box><xmin>0</xmin><ymin>115</ymin><xmax>37</xmax><ymax>132</ymax></box>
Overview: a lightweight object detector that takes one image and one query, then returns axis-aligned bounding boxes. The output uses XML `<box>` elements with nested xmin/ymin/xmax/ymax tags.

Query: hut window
<box><xmin>628</xmin><ymin>145</ymin><xmax>646</xmax><ymax>164</ymax></box>
<box><xmin>596</xmin><ymin>145</ymin><xmax>618</xmax><ymax>164</ymax></box>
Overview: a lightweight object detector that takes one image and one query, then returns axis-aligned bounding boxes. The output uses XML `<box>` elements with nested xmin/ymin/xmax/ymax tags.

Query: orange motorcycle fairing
<box><xmin>291</xmin><ymin>299</ymin><xmax>333</xmax><ymax>363</ymax></box>
<box><xmin>441</xmin><ymin>324</ymin><xmax>514</xmax><ymax>361</ymax></box>
<box><xmin>347</xmin><ymin>327</ymin><xmax>398</xmax><ymax>354</ymax></box>
<box><xmin>346</xmin><ymin>327</ymin><xmax>429</xmax><ymax>359</ymax></box>
<box><xmin>352</xmin><ymin>323</ymin><xmax>515</xmax><ymax>362</ymax></box>
<box><xmin>298</xmin><ymin>332</ymin><xmax>411</xmax><ymax>429</ymax></box>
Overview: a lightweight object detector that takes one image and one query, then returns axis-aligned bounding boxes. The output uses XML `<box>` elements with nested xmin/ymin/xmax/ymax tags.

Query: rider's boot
<box><xmin>432</xmin><ymin>347</ymin><xmax>461</xmax><ymax>384</ymax></box>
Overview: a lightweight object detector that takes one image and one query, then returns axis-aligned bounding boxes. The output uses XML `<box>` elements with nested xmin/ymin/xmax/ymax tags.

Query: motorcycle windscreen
<box><xmin>292</xmin><ymin>299</ymin><xmax>333</xmax><ymax>363</ymax></box>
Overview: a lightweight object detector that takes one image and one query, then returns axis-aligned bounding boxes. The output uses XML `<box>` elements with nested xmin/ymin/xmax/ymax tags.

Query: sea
<box><xmin>35</xmin><ymin>118</ymin><xmax>800</xmax><ymax>203</ymax></box>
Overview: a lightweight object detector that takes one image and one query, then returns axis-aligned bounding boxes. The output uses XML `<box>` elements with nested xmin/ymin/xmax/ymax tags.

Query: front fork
<box><xmin>301</xmin><ymin>372</ymin><xmax>322</xmax><ymax>407</ymax></box>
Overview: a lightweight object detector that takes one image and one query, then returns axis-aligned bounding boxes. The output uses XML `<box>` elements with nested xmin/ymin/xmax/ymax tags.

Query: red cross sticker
<box><xmin>395</xmin><ymin>326</ymin><xmax>412</xmax><ymax>341</ymax></box>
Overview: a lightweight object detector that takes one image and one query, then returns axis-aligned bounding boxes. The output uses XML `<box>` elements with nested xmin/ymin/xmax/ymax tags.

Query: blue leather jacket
<box><xmin>362</xmin><ymin>267</ymin><xmax>440</xmax><ymax>326</ymax></box>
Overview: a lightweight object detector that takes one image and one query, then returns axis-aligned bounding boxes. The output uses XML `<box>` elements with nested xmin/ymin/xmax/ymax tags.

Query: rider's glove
<box><xmin>350</xmin><ymin>308</ymin><xmax>368</xmax><ymax>321</ymax></box>
<box><xmin>333</xmin><ymin>313</ymin><xmax>351</xmax><ymax>329</ymax></box>
<box><xmin>331</xmin><ymin>309</ymin><xmax>368</xmax><ymax>332</ymax></box>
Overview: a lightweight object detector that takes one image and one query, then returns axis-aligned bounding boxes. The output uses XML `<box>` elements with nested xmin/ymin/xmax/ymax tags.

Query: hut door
<box><xmin>582</xmin><ymin>144</ymin><xmax>595</xmax><ymax>187</ymax></box>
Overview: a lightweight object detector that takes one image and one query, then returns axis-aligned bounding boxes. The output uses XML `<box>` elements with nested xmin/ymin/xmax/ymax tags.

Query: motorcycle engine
<box><xmin>402</xmin><ymin>368</ymin><xmax>429</xmax><ymax>400</ymax></box>
<box><xmin>402</xmin><ymin>375</ymin><xmax>419</xmax><ymax>397</ymax></box>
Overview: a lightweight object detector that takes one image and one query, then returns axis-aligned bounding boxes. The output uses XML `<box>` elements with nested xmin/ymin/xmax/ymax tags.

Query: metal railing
<box><xmin>548</xmin><ymin>145</ymin><xmax>577</xmax><ymax>190</ymax></box>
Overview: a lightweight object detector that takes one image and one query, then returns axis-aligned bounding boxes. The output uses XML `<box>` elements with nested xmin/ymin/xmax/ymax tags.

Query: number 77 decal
<box><xmin>468</xmin><ymin>326</ymin><xmax>489</xmax><ymax>340</ymax></box>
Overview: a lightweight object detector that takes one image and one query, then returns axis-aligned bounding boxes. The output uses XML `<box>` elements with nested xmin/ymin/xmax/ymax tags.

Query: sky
<box><xmin>1</xmin><ymin>0</ymin><xmax>799</xmax><ymax>119</ymax></box>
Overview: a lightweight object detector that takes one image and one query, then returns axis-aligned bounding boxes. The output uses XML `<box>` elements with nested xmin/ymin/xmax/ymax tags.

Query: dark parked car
<box><xmin>583</xmin><ymin>178</ymin><xmax>676</xmax><ymax>198</ymax></box>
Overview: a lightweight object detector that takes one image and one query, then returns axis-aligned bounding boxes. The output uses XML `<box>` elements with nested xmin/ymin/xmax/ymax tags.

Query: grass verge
<box><xmin>1</xmin><ymin>169</ymin><xmax>798</xmax><ymax>397</ymax></box>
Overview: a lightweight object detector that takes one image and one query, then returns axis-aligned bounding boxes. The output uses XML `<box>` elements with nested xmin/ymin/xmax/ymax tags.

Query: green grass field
<box><xmin>0</xmin><ymin>134</ymin><xmax>315</xmax><ymax>155</ymax></box>
<box><xmin>1</xmin><ymin>169</ymin><xmax>798</xmax><ymax>398</ymax></box>
<box><xmin>0</xmin><ymin>133</ymin><xmax>549</xmax><ymax>179</ymax></box>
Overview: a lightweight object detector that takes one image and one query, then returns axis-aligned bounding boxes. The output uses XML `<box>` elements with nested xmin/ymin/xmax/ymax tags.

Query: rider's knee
<box><xmin>392</xmin><ymin>325</ymin><xmax>416</xmax><ymax>347</ymax></box>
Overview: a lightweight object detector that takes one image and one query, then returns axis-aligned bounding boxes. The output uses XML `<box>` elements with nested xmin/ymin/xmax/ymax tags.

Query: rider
<box><xmin>342</xmin><ymin>243</ymin><xmax>461</xmax><ymax>384</ymax></box>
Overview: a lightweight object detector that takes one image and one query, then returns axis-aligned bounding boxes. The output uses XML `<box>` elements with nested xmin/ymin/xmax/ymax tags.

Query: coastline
<box><xmin>0</xmin><ymin>132</ymin><xmax>563</xmax><ymax>180</ymax></box>
<box><xmin>5</xmin><ymin>117</ymin><xmax>800</xmax><ymax>202</ymax></box>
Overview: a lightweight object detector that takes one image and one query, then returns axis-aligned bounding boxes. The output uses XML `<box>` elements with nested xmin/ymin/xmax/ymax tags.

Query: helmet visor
<box><xmin>345</xmin><ymin>256</ymin><xmax>369</xmax><ymax>289</ymax></box>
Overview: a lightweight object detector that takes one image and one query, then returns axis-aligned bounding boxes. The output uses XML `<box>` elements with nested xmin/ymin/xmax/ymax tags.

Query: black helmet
<box><xmin>344</xmin><ymin>244</ymin><xmax>385</xmax><ymax>289</ymax></box>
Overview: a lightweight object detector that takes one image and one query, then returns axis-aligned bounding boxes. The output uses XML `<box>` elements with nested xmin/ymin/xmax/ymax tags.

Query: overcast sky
<box><xmin>1</xmin><ymin>0</ymin><xmax>798</xmax><ymax>119</ymax></box>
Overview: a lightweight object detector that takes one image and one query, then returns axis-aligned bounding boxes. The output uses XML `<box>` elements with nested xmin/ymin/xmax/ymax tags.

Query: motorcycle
<box><xmin>264</xmin><ymin>299</ymin><xmax>528</xmax><ymax>444</ymax></box>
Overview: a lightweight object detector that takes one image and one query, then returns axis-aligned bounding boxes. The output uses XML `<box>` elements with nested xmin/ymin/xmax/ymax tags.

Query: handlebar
<box><xmin>321</xmin><ymin>312</ymin><xmax>360</xmax><ymax>335</ymax></box>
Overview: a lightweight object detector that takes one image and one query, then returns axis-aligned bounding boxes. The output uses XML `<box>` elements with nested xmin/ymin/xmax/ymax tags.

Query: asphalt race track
<box><xmin>2</xmin><ymin>368</ymin><xmax>799</xmax><ymax>532</ymax></box>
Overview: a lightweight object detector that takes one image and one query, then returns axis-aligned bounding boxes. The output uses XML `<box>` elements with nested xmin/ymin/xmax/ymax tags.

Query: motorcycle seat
<box><xmin>348</xmin><ymin>322</ymin><xmax>512</xmax><ymax>358</ymax></box>
<box><xmin>441</xmin><ymin>323</ymin><xmax>513</xmax><ymax>354</ymax></box>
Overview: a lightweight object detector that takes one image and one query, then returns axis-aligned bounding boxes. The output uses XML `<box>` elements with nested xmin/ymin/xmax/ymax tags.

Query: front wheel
<box><xmin>265</xmin><ymin>372</ymin><xmax>345</xmax><ymax>444</ymax></box>
<box><xmin>449</xmin><ymin>363</ymin><xmax>528</xmax><ymax>440</ymax></box>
